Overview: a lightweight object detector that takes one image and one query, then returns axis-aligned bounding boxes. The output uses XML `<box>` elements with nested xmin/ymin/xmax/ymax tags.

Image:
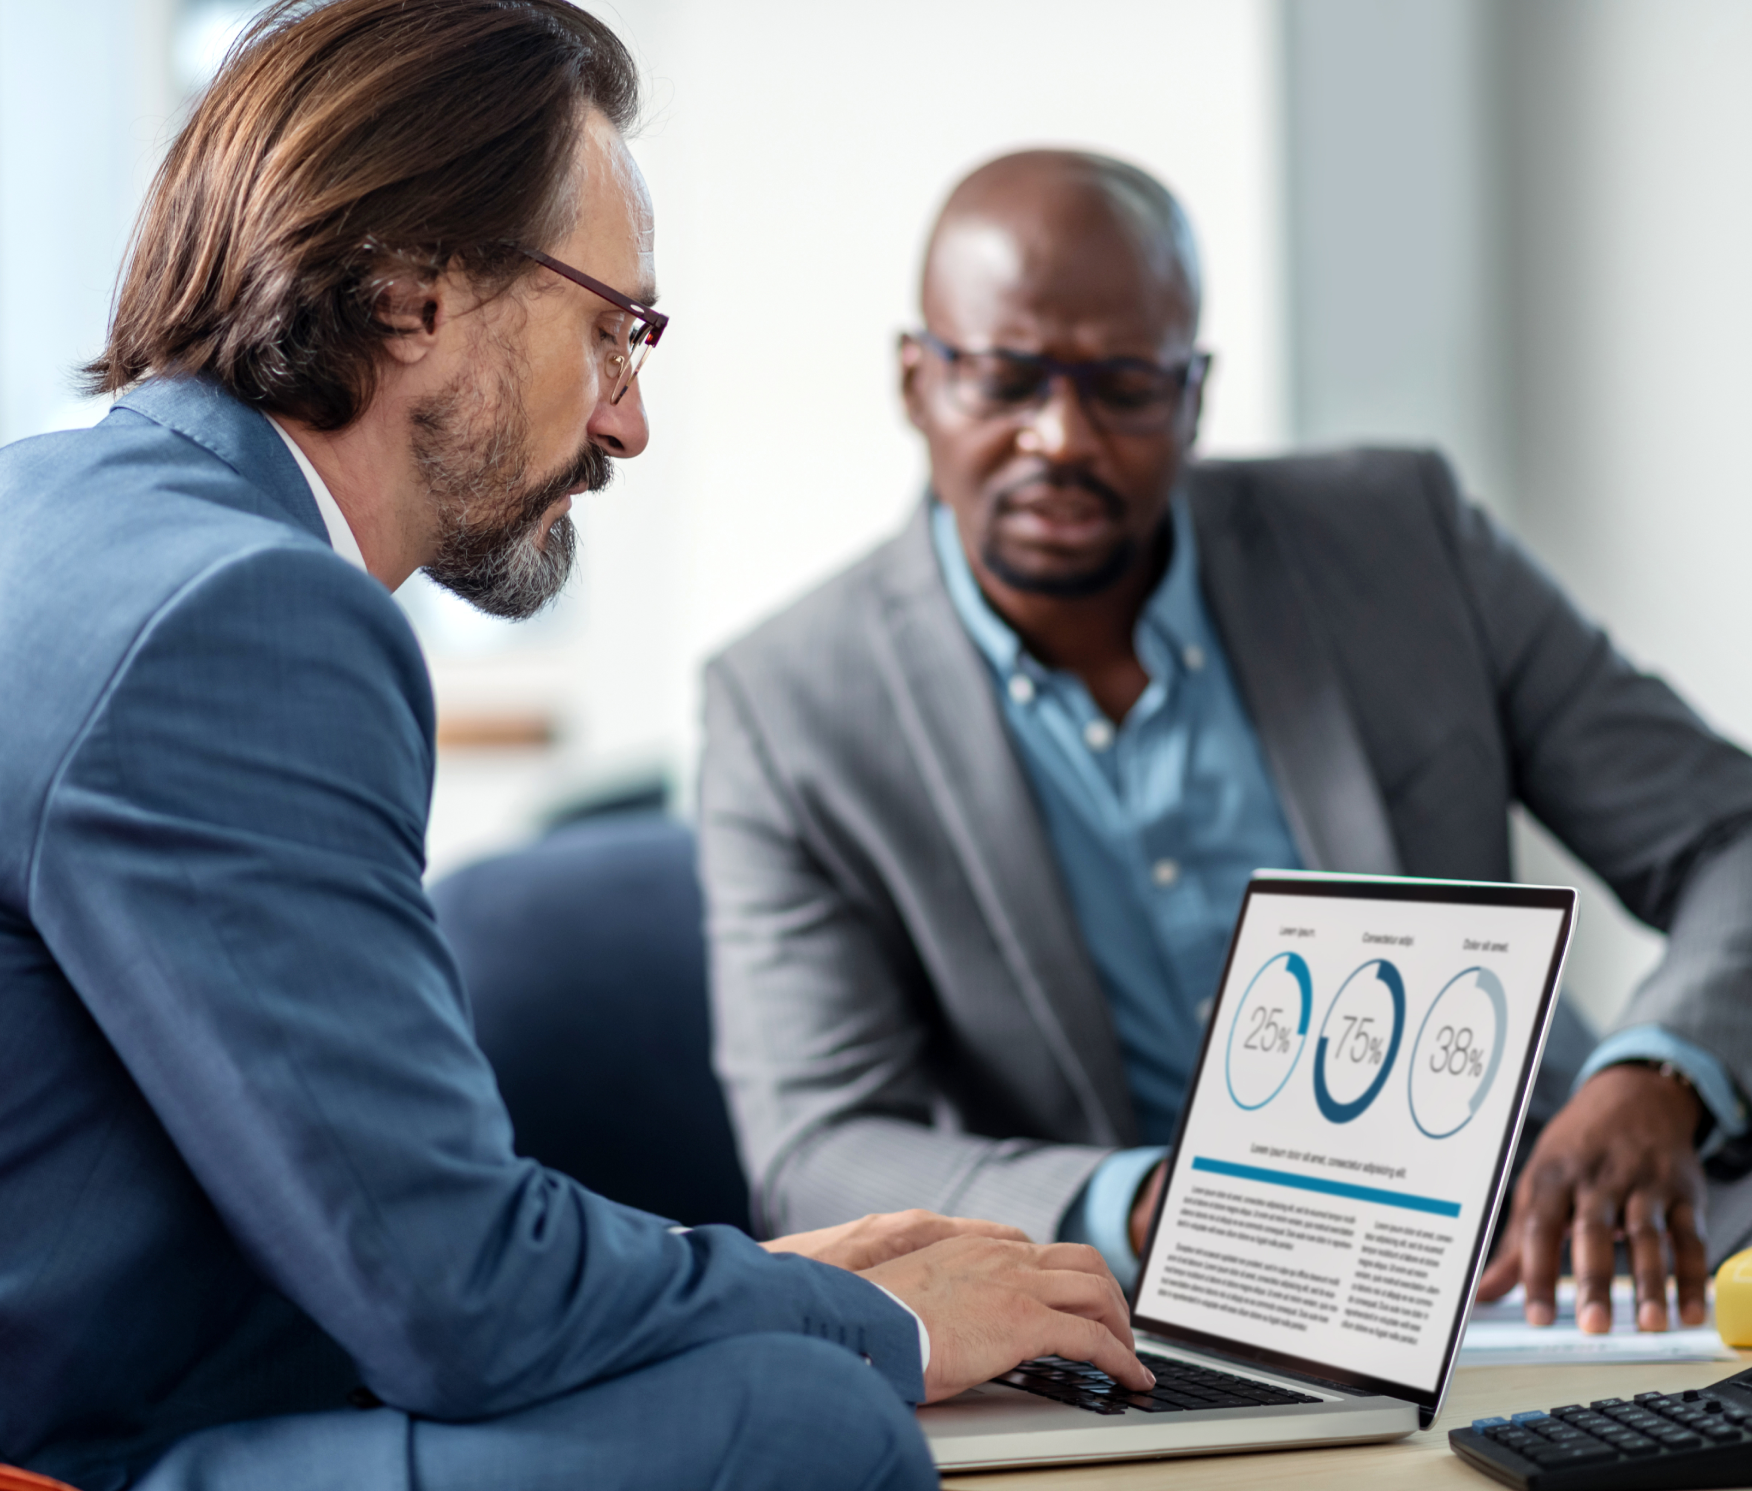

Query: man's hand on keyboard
<box><xmin>760</xmin><ymin>1208</ymin><xmax>1029</xmax><ymax>1272</ymax></box>
<box><xmin>1477</xmin><ymin>1063</ymin><xmax>1708</xmax><ymax>1332</ymax></box>
<box><xmin>860</xmin><ymin>1237</ymin><xmax>1155</xmax><ymax>1404</ymax></box>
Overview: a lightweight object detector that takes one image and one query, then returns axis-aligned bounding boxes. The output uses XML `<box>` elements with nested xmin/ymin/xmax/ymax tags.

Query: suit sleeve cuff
<box><xmin>870</xmin><ymin>1283</ymin><xmax>930</xmax><ymax>1375</ymax></box>
<box><xmin>1577</xmin><ymin>1025</ymin><xmax>1749</xmax><ymax>1152</ymax></box>
<box><xmin>1058</xmin><ymin>1146</ymin><xmax>1170</xmax><ymax>1291</ymax></box>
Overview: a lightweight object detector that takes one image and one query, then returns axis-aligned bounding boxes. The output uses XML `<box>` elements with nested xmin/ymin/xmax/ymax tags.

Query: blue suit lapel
<box><xmin>113</xmin><ymin>378</ymin><xmax>328</xmax><ymax>545</ymax></box>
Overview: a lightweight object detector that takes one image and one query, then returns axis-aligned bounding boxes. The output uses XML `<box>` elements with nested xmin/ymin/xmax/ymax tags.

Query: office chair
<box><xmin>429</xmin><ymin>814</ymin><xmax>752</xmax><ymax>1231</ymax></box>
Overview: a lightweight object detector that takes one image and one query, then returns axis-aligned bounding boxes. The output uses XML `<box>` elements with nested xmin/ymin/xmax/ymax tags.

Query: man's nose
<box><xmin>1015</xmin><ymin>373</ymin><xmax>1100</xmax><ymax>461</ymax></box>
<box><xmin>588</xmin><ymin>376</ymin><xmax>650</xmax><ymax>458</ymax></box>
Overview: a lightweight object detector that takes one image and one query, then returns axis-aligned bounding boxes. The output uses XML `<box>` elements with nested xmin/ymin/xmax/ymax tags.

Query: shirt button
<box><xmin>1152</xmin><ymin>858</ymin><xmax>1181</xmax><ymax>887</ymax></box>
<box><xmin>1007</xmin><ymin>673</ymin><xmax>1036</xmax><ymax>704</ymax></box>
<box><xmin>1183</xmin><ymin>644</ymin><xmax>1206</xmax><ymax>672</ymax></box>
<box><xmin>1083</xmin><ymin>719</ymin><xmax>1115</xmax><ymax>752</ymax></box>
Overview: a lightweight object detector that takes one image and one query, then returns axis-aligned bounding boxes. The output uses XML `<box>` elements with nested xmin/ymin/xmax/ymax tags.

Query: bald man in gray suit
<box><xmin>700</xmin><ymin>149</ymin><xmax>1752</xmax><ymax>1345</ymax></box>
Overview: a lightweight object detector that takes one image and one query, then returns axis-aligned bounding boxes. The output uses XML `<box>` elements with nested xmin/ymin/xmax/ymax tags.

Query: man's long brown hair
<box><xmin>85</xmin><ymin>0</ymin><xmax>638</xmax><ymax>429</ymax></box>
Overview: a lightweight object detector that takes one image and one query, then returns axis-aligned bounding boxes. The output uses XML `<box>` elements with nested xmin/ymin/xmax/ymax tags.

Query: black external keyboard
<box><xmin>993</xmin><ymin>1351</ymin><xmax>1323</xmax><ymax>1416</ymax></box>
<box><xmin>1449</xmin><ymin>1366</ymin><xmax>1752</xmax><ymax>1488</ymax></box>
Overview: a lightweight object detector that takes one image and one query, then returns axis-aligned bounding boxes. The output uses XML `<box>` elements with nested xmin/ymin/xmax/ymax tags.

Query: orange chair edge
<box><xmin>0</xmin><ymin>1467</ymin><xmax>82</xmax><ymax>1491</ymax></box>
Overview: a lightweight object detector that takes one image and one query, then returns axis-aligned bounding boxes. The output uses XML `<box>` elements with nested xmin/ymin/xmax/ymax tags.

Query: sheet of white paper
<box><xmin>1460</xmin><ymin>1280</ymin><xmax>1736</xmax><ymax>1365</ymax></box>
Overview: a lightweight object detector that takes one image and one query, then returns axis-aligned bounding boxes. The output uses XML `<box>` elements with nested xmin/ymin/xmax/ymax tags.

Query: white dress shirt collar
<box><xmin>266</xmin><ymin>416</ymin><xmax>368</xmax><ymax>573</ymax></box>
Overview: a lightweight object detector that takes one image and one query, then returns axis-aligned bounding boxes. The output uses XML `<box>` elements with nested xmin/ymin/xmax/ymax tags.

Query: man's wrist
<box><xmin>1611</xmin><ymin>1058</ymin><xmax>1711</xmax><ymax>1146</ymax></box>
<box><xmin>1059</xmin><ymin>1146</ymin><xmax>1168</xmax><ymax>1291</ymax></box>
<box><xmin>1576</xmin><ymin>1025</ymin><xmax>1749</xmax><ymax>1156</ymax></box>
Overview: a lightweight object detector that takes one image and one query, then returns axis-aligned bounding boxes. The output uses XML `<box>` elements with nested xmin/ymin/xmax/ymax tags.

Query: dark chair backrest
<box><xmin>429</xmin><ymin>815</ymin><xmax>750</xmax><ymax>1231</ymax></box>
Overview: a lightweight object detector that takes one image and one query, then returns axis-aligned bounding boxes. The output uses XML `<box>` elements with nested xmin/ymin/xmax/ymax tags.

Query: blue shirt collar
<box><xmin>930</xmin><ymin>495</ymin><xmax>1204</xmax><ymax>685</ymax></box>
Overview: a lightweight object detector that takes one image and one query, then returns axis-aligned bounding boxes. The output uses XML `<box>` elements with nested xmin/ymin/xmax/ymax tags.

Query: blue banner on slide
<box><xmin>1191</xmin><ymin>1156</ymin><xmax>1461</xmax><ymax>1218</ymax></box>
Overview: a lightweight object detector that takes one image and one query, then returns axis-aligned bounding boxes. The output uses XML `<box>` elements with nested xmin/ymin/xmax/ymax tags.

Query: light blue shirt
<box><xmin>933</xmin><ymin>499</ymin><xmax>1302</xmax><ymax>1274</ymax></box>
<box><xmin>933</xmin><ymin>498</ymin><xmax>1747</xmax><ymax>1282</ymax></box>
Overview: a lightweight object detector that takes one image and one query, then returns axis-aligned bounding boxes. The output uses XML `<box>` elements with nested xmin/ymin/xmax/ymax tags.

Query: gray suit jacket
<box><xmin>700</xmin><ymin>448</ymin><xmax>1752</xmax><ymax>1245</ymax></box>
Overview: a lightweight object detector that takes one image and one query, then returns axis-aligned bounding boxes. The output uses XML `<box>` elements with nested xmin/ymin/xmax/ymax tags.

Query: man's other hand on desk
<box><xmin>1477</xmin><ymin>1063</ymin><xmax>1708</xmax><ymax>1333</ymax></box>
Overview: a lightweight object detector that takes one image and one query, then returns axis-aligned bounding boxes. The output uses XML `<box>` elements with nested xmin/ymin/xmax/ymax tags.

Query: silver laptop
<box><xmin>921</xmin><ymin>872</ymin><xmax>1576</xmax><ymax>1472</ymax></box>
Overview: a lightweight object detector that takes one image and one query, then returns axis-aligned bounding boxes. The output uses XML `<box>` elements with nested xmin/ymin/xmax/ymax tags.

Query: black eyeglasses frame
<box><xmin>911</xmin><ymin>330</ymin><xmax>1209</xmax><ymax>432</ymax></box>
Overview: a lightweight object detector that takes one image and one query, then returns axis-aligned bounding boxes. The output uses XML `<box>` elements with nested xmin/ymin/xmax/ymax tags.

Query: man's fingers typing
<box><xmin>1672</xmin><ymin>1200</ymin><xmax>1710</xmax><ymax>1327</ymax></box>
<box><xmin>1623</xmin><ymin>1190</ymin><xmax>1671</xmax><ymax>1332</ymax></box>
<box><xmin>761</xmin><ymin>1208</ymin><xmax>1032</xmax><ymax>1271</ymax></box>
<box><xmin>1476</xmin><ymin>1233</ymin><xmax>1522</xmax><ymax>1302</ymax></box>
<box><xmin>1515</xmin><ymin>1177</ymin><xmax>1573</xmax><ymax>1327</ymax></box>
<box><xmin>862</xmin><ymin>1235</ymin><xmax>1151</xmax><ymax>1402</ymax></box>
<box><xmin>1022</xmin><ymin>1305</ymin><xmax>1154</xmax><ymax>1392</ymax></box>
<box><xmin>1017</xmin><ymin>1264</ymin><xmax>1136</xmax><ymax>1349</ymax></box>
<box><xmin>1571</xmin><ymin>1187</ymin><xmax>1621</xmax><ymax>1334</ymax></box>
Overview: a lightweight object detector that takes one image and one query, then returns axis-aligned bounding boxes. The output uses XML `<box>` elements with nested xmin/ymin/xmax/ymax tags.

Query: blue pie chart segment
<box><xmin>1408</xmin><ymin>967</ymin><xmax>1509</xmax><ymax>1139</ymax></box>
<box><xmin>1224</xmin><ymin>952</ymin><xmax>1313</xmax><ymax>1111</ymax></box>
<box><xmin>1313</xmin><ymin>959</ymin><xmax>1405</xmax><ymax>1124</ymax></box>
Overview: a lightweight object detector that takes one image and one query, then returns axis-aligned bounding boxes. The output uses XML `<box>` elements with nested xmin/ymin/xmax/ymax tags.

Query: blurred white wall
<box><xmin>1285</xmin><ymin>0</ymin><xmax>1511</xmax><ymax>512</ymax></box>
<box><xmin>0</xmin><ymin>0</ymin><xmax>177</xmax><ymax>440</ymax></box>
<box><xmin>1503</xmin><ymin>0</ymin><xmax>1752</xmax><ymax>1028</ymax></box>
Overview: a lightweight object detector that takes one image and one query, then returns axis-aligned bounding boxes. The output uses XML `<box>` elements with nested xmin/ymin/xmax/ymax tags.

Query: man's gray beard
<box><xmin>412</xmin><ymin>368</ymin><xmax>612</xmax><ymax>620</ymax></box>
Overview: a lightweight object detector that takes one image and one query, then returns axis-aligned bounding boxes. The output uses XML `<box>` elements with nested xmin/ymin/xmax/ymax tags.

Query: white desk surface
<box><xmin>939</xmin><ymin>1356</ymin><xmax>1752</xmax><ymax>1488</ymax></box>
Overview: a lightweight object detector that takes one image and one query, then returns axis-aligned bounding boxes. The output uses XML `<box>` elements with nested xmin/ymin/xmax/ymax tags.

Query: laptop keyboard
<box><xmin>993</xmin><ymin>1351</ymin><xmax>1323</xmax><ymax>1416</ymax></box>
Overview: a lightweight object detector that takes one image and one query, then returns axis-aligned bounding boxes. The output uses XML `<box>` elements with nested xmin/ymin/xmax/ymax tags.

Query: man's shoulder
<box><xmin>2</xmin><ymin>406</ymin><xmax>388</xmax><ymax>620</ymax></box>
<box><xmin>1186</xmin><ymin>445</ymin><xmax>1459</xmax><ymax>521</ymax></box>
<box><xmin>0</xmin><ymin>414</ymin><xmax>425</xmax><ymax>901</ymax></box>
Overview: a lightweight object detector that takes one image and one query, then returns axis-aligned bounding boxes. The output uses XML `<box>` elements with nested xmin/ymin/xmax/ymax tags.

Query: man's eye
<box><xmin>1092</xmin><ymin>370</ymin><xmax>1172</xmax><ymax>409</ymax></box>
<box><xmin>967</xmin><ymin>357</ymin><xmax>1043</xmax><ymax>404</ymax></box>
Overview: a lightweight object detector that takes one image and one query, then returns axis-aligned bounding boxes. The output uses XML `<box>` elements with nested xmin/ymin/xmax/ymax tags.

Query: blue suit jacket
<box><xmin>0</xmin><ymin>380</ymin><xmax>923</xmax><ymax>1488</ymax></box>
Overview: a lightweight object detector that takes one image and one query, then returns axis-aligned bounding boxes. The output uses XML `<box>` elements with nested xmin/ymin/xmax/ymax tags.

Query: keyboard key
<box><xmin>1119</xmin><ymin>1395</ymin><xmax>1184</xmax><ymax>1413</ymax></box>
<box><xmin>1524</xmin><ymin>1444</ymin><xmax>1617</xmax><ymax>1467</ymax></box>
<box><xmin>1510</xmin><ymin>1410</ymin><xmax>1550</xmax><ymax>1425</ymax></box>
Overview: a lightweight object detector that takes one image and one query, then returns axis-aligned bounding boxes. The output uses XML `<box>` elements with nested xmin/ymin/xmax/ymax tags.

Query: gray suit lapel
<box><xmin>866</xmin><ymin>505</ymin><xmax>1135</xmax><ymax>1148</ymax></box>
<box><xmin>1191</xmin><ymin>467</ymin><xmax>1403</xmax><ymax>876</ymax></box>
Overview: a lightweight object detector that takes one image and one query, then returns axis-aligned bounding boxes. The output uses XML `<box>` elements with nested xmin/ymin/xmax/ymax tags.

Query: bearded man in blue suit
<box><xmin>0</xmin><ymin>4</ymin><xmax>1152</xmax><ymax>1487</ymax></box>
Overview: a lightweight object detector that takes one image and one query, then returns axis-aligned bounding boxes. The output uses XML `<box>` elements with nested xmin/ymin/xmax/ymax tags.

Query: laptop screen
<box><xmin>1134</xmin><ymin>875</ymin><xmax>1574</xmax><ymax>1407</ymax></box>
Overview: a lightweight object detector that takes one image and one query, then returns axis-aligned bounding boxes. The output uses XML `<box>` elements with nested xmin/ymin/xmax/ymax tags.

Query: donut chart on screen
<box><xmin>1223</xmin><ymin>951</ymin><xmax>1313</xmax><ymax>1110</ymax></box>
<box><xmin>1312</xmin><ymin>958</ymin><xmax>1406</xmax><ymax>1124</ymax></box>
<box><xmin>1407</xmin><ymin>966</ymin><xmax>1509</xmax><ymax>1138</ymax></box>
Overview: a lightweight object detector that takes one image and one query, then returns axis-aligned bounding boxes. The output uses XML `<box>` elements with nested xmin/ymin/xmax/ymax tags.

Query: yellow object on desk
<box><xmin>1715</xmin><ymin>1247</ymin><xmax>1752</xmax><ymax>1347</ymax></box>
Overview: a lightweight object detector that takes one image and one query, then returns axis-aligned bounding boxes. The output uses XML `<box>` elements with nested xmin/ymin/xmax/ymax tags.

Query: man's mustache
<box><xmin>992</xmin><ymin>465</ymin><xmax>1128</xmax><ymax>522</ymax></box>
<box><xmin>555</xmin><ymin>439</ymin><xmax>615</xmax><ymax>500</ymax></box>
<box><xmin>515</xmin><ymin>439</ymin><xmax>614</xmax><ymax>528</ymax></box>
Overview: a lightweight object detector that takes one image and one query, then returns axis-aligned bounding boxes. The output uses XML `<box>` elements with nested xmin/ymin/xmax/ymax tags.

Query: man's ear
<box><xmin>373</xmin><ymin>271</ymin><xmax>446</xmax><ymax>365</ymax></box>
<box><xmin>899</xmin><ymin>333</ymin><xmax>929</xmax><ymax>433</ymax></box>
